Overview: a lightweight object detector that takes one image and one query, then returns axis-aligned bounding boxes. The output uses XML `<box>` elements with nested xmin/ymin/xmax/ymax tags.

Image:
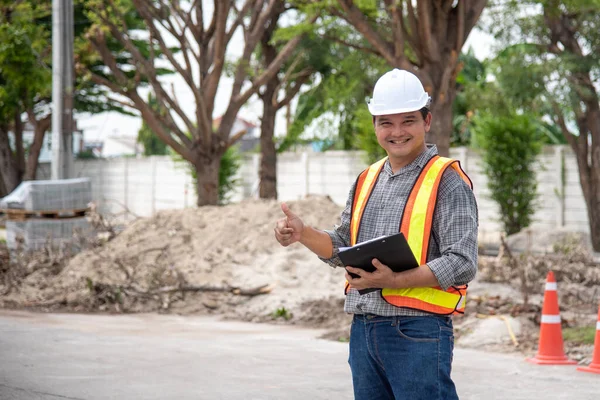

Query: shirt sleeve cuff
<box><xmin>426</xmin><ymin>257</ymin><xmax>454</xmax><ymax>291</ymax></box>
<box><xmin>318</xmin><ymin>230</ymin><xmax>345</xmax><ymax>268</ymax></box>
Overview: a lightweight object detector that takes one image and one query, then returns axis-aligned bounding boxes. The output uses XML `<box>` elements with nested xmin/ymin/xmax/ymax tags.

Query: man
<box><xmin>274</xmin><ymin>69</ymin><xmax>478</xmax><ymax>400</ymax></box>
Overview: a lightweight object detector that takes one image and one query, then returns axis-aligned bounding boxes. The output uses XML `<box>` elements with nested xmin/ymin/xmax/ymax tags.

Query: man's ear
<box><xmin>424</xmin><ymin>112</ymin><xmax>432</xmax><ymax>132</ymax></box>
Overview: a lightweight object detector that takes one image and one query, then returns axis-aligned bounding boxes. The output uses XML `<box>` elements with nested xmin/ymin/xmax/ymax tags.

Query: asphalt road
<box><xmin>0</xmin><ymin>310</ymin><xmax>598</xmax><ymax>400</ymax></box>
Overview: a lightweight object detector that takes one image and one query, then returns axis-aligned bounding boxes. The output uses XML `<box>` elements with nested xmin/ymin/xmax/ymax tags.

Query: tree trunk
<box><xmin>0</xmin><ymin>128</ymin><xmax>21</xmax><ymax>193</ymax></box>
<box><xmin>14</xmin><ymin>112</ymin><xmax>26</xmax><ymax>178</ymax></box>
<box><xmin>428</xmin><ymin>99</ymin><xmax>453</xmax><ymax>157</ymax></box>
<box><xmin>257</xmin><ymin>5</ymin><xmax>284</xmax><ymax>200</ymax></box>
<box><xmin>259</xmin><ymin>82</ymin><xmax>278</xmax><ymax>199</ymax></box>
<box><xmin>24</xmin><ymin>115</ymin><xmax>51</xmax><ymax>181</ymax></box>
<box><xmin>577</xmin><ymin>98</ymin><xmax>600</xmax><ymax>251</ymax></box>
<box><xmin>0</xmin><ymin>172</ymin><xmax>7</xmax><ymax>198</ymax></box>
<box><xmin>194</xmin><ymin>155</ymin><xmax>221</xmax><ymax>206</ymax></box>
<box><xmin>419</xmin><ymin>63</ymin><xmax>459</xmax><ymax>158</ymax></box>
<box><xmin>588</xmin><ymin>172</ymin><xmax>600</xmax><ymax>251</ymax></box>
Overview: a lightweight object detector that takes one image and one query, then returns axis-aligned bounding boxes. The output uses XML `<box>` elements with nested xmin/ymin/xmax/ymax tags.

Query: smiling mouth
<box><xmin>389</xmin><ymin>138</ymin><xmax>411</xmax><ymax>144</ymax></box>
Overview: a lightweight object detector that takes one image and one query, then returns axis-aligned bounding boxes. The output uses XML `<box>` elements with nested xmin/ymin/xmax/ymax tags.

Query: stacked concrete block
<box><xmin>0</xmin><ymin>178</ymin><xmax>92</xmax><ymax>211</ymax></box>
<box><xmin>1</xmin><ymin>178</ymin><xmax>94</xmax><ymax>253</ymax></box>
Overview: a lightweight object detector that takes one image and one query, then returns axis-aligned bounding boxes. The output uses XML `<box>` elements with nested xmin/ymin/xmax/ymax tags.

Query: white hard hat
<box><xmin>367</xmin><ymin>69</ymin><xmax>431</xmax><ymax>116</ymax></box>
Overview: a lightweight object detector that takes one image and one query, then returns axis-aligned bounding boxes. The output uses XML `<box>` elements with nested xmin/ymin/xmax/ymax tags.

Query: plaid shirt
<box><xmin>321</xmin><ymin>145</ymin><xmax>479</xmax><ymax>316</ymax></box>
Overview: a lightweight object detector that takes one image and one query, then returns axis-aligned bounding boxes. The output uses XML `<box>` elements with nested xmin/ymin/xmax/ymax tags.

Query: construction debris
<box><xmin>0</xmin><ymin>196</ymin><xmax>598</xmax><ymax>359</ymax></box>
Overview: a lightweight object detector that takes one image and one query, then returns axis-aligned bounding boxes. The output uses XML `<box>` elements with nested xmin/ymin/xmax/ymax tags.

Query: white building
<box><xmin>101</xmin><ymin>135</ymin><xmax>144</xmax><ymax>158</ymax></box>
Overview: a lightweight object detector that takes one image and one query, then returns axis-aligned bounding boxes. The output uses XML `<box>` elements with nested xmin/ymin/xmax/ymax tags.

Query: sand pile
<box><xmin>0</xmin><ymin>195</ymin><xmax>351</xmax><ymax>327</ymax></box>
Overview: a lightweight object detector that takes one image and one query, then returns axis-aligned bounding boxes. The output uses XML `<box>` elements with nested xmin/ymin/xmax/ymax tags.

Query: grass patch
<box><xmin>563</xmin><ymin>326</ymin><xmax>596</xmax><ymax>345</ymax></box>
<box><xmin>272</xmin><ymin>307</ymin><xmax>293</xmax><ymax>321</ymax></box>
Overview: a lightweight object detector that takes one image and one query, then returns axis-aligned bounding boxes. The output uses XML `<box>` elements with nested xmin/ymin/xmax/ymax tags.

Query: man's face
<box><xmin>374</xmin><ymin>111</ymin><xmax>431</xmax><ymax>163</ymax></box>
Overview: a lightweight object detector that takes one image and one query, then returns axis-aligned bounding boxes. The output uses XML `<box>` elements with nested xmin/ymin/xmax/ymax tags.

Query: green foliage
<box><xmin>76</xmin><ymin>149</ymin><xmax>97</xmax><ymax>159</ymax></box>
<box><xmin>138</xmin><ymin>123</ymin><xmax>168</xmax><ymax>156</ymax></box>
<box><xmin>354</xmin><ymin>108</ymin><xmax>385</xmax><ymax>164</ymax></box>
<box><xmin>280</xmin><ymin>25</ymin><xmax>388</xmax><ymax>153</ymax></box>
<box><xmin>456</xmin><ymin>48</ymin><xmax>567</xmax><ymax>146</ymax></box>
<box><xmin>563</xmin><ymin>326</ymin><xmax>596</xmax><ymax>345</ymax></box>
<box><xmin>137</xmin><ymin>94</ymin><xmax>168</xmax><ymax>156</ymax></box>
<box><xmin>217</xmin><ymin>146</ymin><xmax>242</xmax><ymax>205</ymax></box>
<box><xmin>484</xmin><ymin>0</ymin><xmax>598</xmax><ymax>144</ymax></box>
<box><xmin>452</xmin><ymin>49</ymin><xmax>486</xmax><ymax>147</ymax></box>
<box><xmin>472</xmin><ymin>112</ymin><xmax>543</xmax><ymax>235</ymax></box>
<box><xmin>272</xmin><ymin>306</ymin><xmax>292</xmax><ymax>321</ymax></box>
<box><xmin>0</xmin><ymin>2</ymin><xmax>51</xmax><ymax>121</ymax></box>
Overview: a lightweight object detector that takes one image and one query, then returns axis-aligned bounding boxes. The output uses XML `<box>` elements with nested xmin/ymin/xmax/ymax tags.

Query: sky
<box><xmin>77</xmin><ymin>17</ymin><xmax>495</xmax><ymax>143</ymax></box>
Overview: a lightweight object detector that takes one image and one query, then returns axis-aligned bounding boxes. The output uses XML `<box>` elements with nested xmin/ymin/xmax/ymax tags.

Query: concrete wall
<box><xmin>37</xmin><ymin>145</ymin><xmax>590</xmax><ymax>241</ymax></box>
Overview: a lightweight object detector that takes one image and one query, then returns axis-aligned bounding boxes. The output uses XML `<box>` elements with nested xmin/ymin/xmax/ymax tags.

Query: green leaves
<box><xmin>472</xmin><ymin>112</ymin><xmax>543</xmax><ymax>235</ymax></box>
<box><xmin>281</xmin><ymin>23</ymin><xmax>387</xmax><ymax>154</ymax></box>
<box><xmin>0</xmin><ymin>2</ymin><xmax>52</xmax><ymax>118</ymax></box>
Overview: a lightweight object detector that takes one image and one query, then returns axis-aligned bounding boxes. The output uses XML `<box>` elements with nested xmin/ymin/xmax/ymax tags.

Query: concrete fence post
<box><xmin>124</xmin><ymin>157</ymin><xmax>129</xmax><ymax>212</ymax></box>
<box><xmin>458</xmin><ymin>147</ymin><xmax>469</xmax><ymax>172</ymax></box>
<box><xmin>151</xmin><ymin>157</ymin><xmax>157</xmax><ymax>215</ymax></box>
<box><xmin>253</xmin><ymin>153</ymin><xmax>260</xmax><ymax>198</ymax></box>
<box><xmin>301</xmin><ymin>152</ymin><xmax>309</xmax><ymax>199</ymax></box>
<box><xmin>555</xmin><ymin>146</ymin><xmax>566</xmax><ymax>227</ymax></box>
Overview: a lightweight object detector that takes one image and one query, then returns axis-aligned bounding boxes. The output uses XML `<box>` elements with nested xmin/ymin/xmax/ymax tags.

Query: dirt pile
<box><xmin>0</xmin><ymin>196</ymin><xmax>350</xmax><ymax>329</ymax></box>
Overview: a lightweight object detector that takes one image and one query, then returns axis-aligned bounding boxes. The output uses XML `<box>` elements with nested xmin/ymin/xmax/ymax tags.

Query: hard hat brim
<box><xmin>368</xmin><ymin>103</ymin><xmax>429</xmax><ymax>116</ymax></box>
<box><xmin>367</xmin><ymin>95</ymin><xmax>430</xmax><ymax>116</ymax></box>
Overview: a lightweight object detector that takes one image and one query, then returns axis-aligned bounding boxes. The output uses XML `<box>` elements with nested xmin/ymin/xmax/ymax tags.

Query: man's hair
<box><xmin>372</xmin><ymin>107</ymin><xmax>430</xmax><ymax>124</ymax></box>
<box><xmin>417</xmin><ymin>107</ymin><xmax>430</xmax><ymax>120</ymax></box>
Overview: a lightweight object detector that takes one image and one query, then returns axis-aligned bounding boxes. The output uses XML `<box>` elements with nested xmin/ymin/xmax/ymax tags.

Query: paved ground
<box><xmin>0</xmin><ymin>310</ymin><xmax>598</xmax><ymax>400</ymax></box>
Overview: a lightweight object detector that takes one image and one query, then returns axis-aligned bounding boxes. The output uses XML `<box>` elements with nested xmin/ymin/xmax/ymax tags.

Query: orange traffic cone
<box><xmin>577</xmin><ymin>304</ymin><xmax>600</xmax><ymax>374</ymax></box>
<box><xmin>526</xmin><ymin>271</ymin><xmax>576</xmax><ymax>365</ymax></box>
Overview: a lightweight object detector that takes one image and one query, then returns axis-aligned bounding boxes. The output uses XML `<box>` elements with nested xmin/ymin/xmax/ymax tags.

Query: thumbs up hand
<box><xmin>274</xmin><ymin>202</ymin><xmax>304</xmax><ymax>246</ymax></box>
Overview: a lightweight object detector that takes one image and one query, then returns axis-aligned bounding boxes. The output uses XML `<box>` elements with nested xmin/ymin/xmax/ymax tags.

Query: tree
<box><xmin>472</xmin><ymin>112</ymin><xmax>543</xmax><ymax>235</ymax></box>
<box><xmin>304</xmin><ymin>0</ymin><xmax>487</xmax><ymax>156</ymax></box>
<box><xmin>0</xmin><ymin>2</ymin><xmax>52</xmax><ymax>192</ymax></box>
<box><xmin>81</xmin><ymin>0</ymin><xmax>316</xmax><ymax>206</ymax></box>
<box><xmin>487</xmin><ymin>0</ymin><xmax>600</xmax><ymax>250</ymax></box>
<box><xmin>280</xmin><ymin>23</ymin><xmax>389</xmax><ymax>161</ymax></box>
<box><xmin>0</xmin><ymin>1</ymin><xmax>131</xmax><ymax>194</ymax></box>
<box><xmin>255</xmin><ymin>3</ymin><xmax>315</xmax><ymax>199</ymax></box>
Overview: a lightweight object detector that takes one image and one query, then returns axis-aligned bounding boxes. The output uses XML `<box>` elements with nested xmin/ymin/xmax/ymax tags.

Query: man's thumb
<box><xmin>281</xmin><ymin>202</ymin><xmax>296</xmax><ymax>219</ymax></box>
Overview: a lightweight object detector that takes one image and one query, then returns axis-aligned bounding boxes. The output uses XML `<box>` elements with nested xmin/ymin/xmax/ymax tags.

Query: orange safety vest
<box><xmin>345</xmin><ymin>155</ymin><xmax>473</xmax><ymax>315</ymax></box>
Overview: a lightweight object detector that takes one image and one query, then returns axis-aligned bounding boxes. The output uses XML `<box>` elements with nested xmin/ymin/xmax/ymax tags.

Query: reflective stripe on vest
<box><xmin>345</xmin><ymin>155</ymin><xmax>473</xmax><ymax>315</ymax></box>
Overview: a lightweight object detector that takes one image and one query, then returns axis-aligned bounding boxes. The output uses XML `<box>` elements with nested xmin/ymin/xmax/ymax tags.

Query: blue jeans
<box><xmin>349</xmin><ymin>314</ymin><xmax>458</xmax><ymax>400</ymax></box>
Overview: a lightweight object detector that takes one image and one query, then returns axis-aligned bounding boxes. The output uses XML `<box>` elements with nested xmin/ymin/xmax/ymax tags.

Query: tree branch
<box><xmin>456</xmin><ymin>0</ymin><xmax>465</xmax><ymax>52</ymax></box>
<box><xmin>405</xmin><ymin>0</ymin><xmax>423</xmax><ymax>64</ymax></box>
<box><xmin>462</xmin><ymin>0</ymin><xmax>487</xmax><ymax>44</ymax></box>
<box><xmin>228</xmin><ymin>128</ymin><xmax>249</xmax><ymax>147</ymax></box>
<box><xmin>233</xmin><ymin>15</ymin><xmax>318</xmax><ymax>109</ymax></box>
<box><xmin>321</xmin><ymin>34</ymin><xmax>380</xmax><ymax>56</ymax></box>
<box><xmin>204</xmin><ymin>0</ymin><xmax>230</xmax><ymax>115</ymax></box>
<box><xmin>87</xmin><ymin>70</ymin><xmax>192</xmax><ymax>158</ymax></box>
<box><xmin>384</xmin><ymin>0</ymin><xmax>405</xmax><ymax>61</ymax></box>
<box><xmin>417</xmin><ymin>0</ymin><xmax>438</xmax><ymax>63</ymax></box>
<box><xmin>90</xmin><ymin>5</ymin><xmax>197</xmax><ymax>135</ymax></box>
<box><xmin>336</xmin><ymin>0</ymin><xmax>399</xmax><ymax>67</ymax></box>
<box><xmin>276</xmin><ymin>72</ymin><xmax>312</xmax><ymax>110</ymax></box>
<box><xmin>551</xmin><ymin>100</ymin><xmax>579</xmax><ymax>152</ymax></box>
<box><xmin>225</xmin><ymin>0</ymin><xmax>255</xmax><ymax>43</ymax></box>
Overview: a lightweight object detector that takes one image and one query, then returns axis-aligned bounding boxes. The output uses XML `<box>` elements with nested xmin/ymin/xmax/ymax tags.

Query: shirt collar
<box><xmin>383</xmin><ymin>144</ymin><xmax>439</xmax><ymax>176</ymax></box>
